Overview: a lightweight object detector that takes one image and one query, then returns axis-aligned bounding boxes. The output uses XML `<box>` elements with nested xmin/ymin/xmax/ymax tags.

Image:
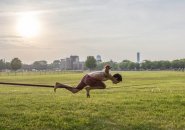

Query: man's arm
<box><xmin>107</xmin><ymin>73</ymin><xmax>119</xmax><ymax>84</ymax></box>
<box><xmin>104</xmin><ymin>65</ymin><xmax>119</xmax><ymax>84</ymax></box>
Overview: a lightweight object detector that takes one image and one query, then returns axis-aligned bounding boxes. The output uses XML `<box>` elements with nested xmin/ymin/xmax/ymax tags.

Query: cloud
<box><xmin>0</xmin><ymin>0</ymin><xmax>105</xmax><ymax>16</ymax></box>
<box><xmin>0</xmin><ymin>0</ymin><xmax>185</xmax><ymax>63</ymax></box>
<box><xmin>0</xmin><ymin>35</ymin><xmax>39</xmax><ymax>49</ymax></box>
<box><xmin>0</xmin><ymin>35</ymin><xmax>22</xmax><ymax>38</ymax></box>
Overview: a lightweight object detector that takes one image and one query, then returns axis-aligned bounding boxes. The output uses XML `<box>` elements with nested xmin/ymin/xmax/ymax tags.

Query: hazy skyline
<box><xmin>0</xmin><ymin>0</ymin><xmax>185</xmax><ymax>64</ymax></box>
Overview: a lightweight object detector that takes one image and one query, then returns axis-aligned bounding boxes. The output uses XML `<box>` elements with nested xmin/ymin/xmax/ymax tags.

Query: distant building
<box><xmin>60</xmin><ymin>59</ymin><xmax>67</xmax><ymax>70</ymax></box>
<box><xmin>70</xmin><ymin>55</ymin><xmax>79</xmax><ymax>70</ymax></box>
<box><xmin>66</xmin><ymin>58</ymin><xmax>71</xmax><ymax>70</ymax></box>
<box><xmin>79</xmin><ymin>61</ymin><xmax>85</xmax><ymax>70</ymax></box>
<box><xmin>137</xmin><ymin>52</ymin><xmax>140</xmax><ymax>63</ymax></box>
<box><xmin>60</xmin><ymin>55</ymin><xmax>84</xmax><ymax>70</ymax></box>
<box><xmin>96</xmin><ymin>55</ymin><xmax>102</xmax><ymax>62</ymax></box>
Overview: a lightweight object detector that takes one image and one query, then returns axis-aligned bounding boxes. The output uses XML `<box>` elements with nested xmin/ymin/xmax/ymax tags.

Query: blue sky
<box><xmin>0</xmin><ymin>0</ymin><xmax>185</xmax><ymax>63</ymax></box>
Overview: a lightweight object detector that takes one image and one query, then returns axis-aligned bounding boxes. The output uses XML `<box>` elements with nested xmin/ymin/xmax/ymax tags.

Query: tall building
<box><xmin>60</xmin><ymin>55</ymin><xmax>84</xmax><ymax>70</ymax></box>
<box><xmin>96</xmin><ymin>55</ymin><xmax>102</xmax><ymax>62</ymax></box>
<box><xmin>70</xmin><ymin>55</ymin><xmax>79</xmax><ymax>70</ymax></box>
<box><xmin>60</xmin><ymin>59</ymin><xmax>66</xmax><ymax>70</ymax></box>
<box><xmin>137</xmin><ymin>52</ymin><xmax>140</xmax><ymax>63</ymax></box>
<box><xmin>65</xmin><ymin>58</ymin><xmax>71</xmax><ymax>70</ymax></box>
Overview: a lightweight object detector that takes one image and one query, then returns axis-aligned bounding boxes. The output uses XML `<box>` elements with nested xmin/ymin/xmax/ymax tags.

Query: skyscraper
<box><xmin>137</xmin><ymin>52</ymin><xmax>140</xmax><ymax>63</ymax></box>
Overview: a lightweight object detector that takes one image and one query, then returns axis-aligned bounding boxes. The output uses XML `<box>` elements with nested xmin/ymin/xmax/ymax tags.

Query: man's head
<box><xmin>104</xmin><ymin>65</ymin><xmax>112</xmax><ymax>70</ymax></box>
<box><xmin>113</xmin><ymin>73</ymin><xmax>122</xmax><ymax>82</ymax></box>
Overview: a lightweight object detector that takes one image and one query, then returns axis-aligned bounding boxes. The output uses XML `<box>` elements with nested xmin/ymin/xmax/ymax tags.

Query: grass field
<box><xmin>0</xmin><ymin>71</ymin><xmax>185</xmax><ymax>130</ymax></box>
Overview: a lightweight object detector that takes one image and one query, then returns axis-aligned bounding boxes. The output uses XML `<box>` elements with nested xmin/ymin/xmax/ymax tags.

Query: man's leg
<box><xmin>85</xmin><ymin>87</ymin><xmax>91</xmax><ymax>98</ymax></box>
<box><xmin>54</xmin><ymin>82</ymin><xmax>81</xmax><ymax>93</ymax></box>
<box><xmin>85</xmin><ymin>84</ymin><xmax>106</xmax><ymax>98</ymax></box>
<box><xmin>54</xmin><ymin>75</ymin><xmax>88</xmax><ymax>93</ymax></box>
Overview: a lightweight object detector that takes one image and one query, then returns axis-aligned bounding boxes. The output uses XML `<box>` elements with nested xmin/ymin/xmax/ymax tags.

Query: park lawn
<box><xmin>0</xmin><ymin>71</ymin><xmax>185</xmax><ymax>130</ymax></box>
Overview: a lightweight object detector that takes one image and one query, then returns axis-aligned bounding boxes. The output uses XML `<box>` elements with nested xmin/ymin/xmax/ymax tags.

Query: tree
<box><xmin>135</xmin><ymin>63</ymin><xmax>140</xmax><ymax>70</ymax></box>
<box><xmin>172</xmin><ymin>60</ymin><xmax>181</xmax><ymax>70</ymax></box>
<box><xmin>10</xmin><ymin>58</ymin><xmax>22</xmax><ymax>71</ymax></box>
<box><xmin>141</xmin><ymin>60</ymin><xmax>152</xmax><ymax>70</ymax></box>
<box><xmin>181</xmin><ymin>59</ymin><xmax>185</xmax><ymax>70</ymax></box>
<box><xmin>160</xmin><ymin>61</ymin><xmax>171</xmax><ymax>70</ymax></box>
<box><xmin>151</xmin><ymin>61</ymin><xmax>160</xmax><ymax>70</ymax></box>
<box><xmin>52</xmin><ymin>60</ymin><xmax>61</xmax><ymax>69</ymax></box>
<box><xmin>32</xmin><ymin>60</ymin><xmax>47</xmax><ymax>70</ymax></box>
<box><xmin>0</xmin><ymin>59</ymin><xmax>6</xmax><ymax>71</ymax></box>
<box><xmin>22</xmin><ymin>64</ymin><xmax>32</xmax><ymax>71</ymax></box>
<box><xmin>85</xmin><ymin>56</ymin><xmax>97</xmax><ymax>70</ymax></box>
<box><xmin>5</xmin><ymin>62</ymin><xmax>11</xmax><ymax>70</ymax></box>
<box><xmin>172</xmin><ymin>59</ymin><xmax>185</xmax><ymax>70</ymax></box>
<box><xmin>128</xmin><ymin>62</ymin><xmax>136</xmax><ymax>70</ymax></box>
<box><xmin>119</xmin><ymin>60</ymin><xmax>131</xmax><ymax>70</ymax></box>
<box><xmin>96</xmin><ymin>60</ymin><xmax>119</xmax><ymax>70</ymax></box>
<box><xmin>96</xmin><ymin>62</ymin><xmax>104</xmax><ymax>70</ymax></box>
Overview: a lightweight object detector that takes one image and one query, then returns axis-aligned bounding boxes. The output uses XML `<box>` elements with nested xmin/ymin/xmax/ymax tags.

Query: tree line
<box><xmin>0</xmin><ymin>57</ymin><xmax>185</xmax><ymax>72</ymax></box>
<box><xmin>85</xmin><ymin>56</ymin><xmax>185</xmax><ymax>71</ymax></box>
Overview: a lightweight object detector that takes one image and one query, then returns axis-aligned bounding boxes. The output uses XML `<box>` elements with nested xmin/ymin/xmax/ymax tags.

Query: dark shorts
<box><xmin>76</xmin><ymin>74</ymin><xmax>106</xmax><ymax>90</ymax></box>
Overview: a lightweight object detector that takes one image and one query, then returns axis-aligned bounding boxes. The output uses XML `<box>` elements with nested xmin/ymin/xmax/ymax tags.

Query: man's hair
<box><xmin>113</xmin><ymin>73</ymin><xmax>122</xmax><ymax>82</ymax></box>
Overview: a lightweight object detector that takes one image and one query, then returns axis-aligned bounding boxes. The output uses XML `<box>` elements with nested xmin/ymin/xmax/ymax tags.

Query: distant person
<box><xmin>54</xmin><ymin>65</ymin><xmax>122</xmax><ymax>98</ymax></box>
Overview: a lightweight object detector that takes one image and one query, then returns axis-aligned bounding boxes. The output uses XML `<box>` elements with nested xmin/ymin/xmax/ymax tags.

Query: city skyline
<box><xmin>1</xmin><ymin>54</ymin><xmax>135</xmax><ymax>64</ymax></box>
<box><xmin>0</xmin><ymin>0</ymin><xmax>185</xmax><ymax>64</ymax></box>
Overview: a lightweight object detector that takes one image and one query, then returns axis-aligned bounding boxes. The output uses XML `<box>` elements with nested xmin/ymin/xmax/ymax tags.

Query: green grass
<box><xmin>0</xmin><ymin>71</ymin><xmax>185</xmax><ymax>130</ymax></box>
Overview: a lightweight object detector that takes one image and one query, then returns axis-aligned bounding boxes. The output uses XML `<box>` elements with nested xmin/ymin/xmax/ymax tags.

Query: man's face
<box><xmin>105</xmin><ymin>65</ymin><xmax>111</xmax><ymax>70</ymax></box>
<box><xmin>116</xmin><ymin>79</ymin><xmax>121</xmax><ymax>83</ymax></box>
<box><xmin>116</xmin><ymin>77</ymin><xmax>122</xmax><ymax>83</ymax></box>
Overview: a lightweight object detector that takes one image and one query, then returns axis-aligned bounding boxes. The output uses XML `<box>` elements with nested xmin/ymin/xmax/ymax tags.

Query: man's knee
<box><xmin>72</xmin><ymin>88</ymin><xmax>81</xmax><ymax>93</ymax></box>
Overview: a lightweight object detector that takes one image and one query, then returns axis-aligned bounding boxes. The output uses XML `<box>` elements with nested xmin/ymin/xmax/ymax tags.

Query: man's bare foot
<box><xmin>85</xmin><ymin>87</ymin><xmax>91</xmax><ymax>98</ymax></box>
<box><xmin>54</xmin><ymin>82</ymin><xmax>60</xmax><ymax>92</ymax></box>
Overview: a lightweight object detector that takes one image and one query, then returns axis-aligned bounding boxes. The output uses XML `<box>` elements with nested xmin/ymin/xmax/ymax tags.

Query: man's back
<box><xmin>88</xmin><ymin>71</ymin><xmax>109</xmax><ymax>81</ymax></box>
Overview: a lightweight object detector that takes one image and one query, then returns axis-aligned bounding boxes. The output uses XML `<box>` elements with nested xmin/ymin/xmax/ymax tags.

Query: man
<box><xmin>54</xmin><ymin>65</ymin><xmax>122</xmax><ymax>98</ymax></box>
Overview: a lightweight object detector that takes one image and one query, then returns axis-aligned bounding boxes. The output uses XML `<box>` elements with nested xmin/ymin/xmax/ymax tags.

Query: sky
<box><xmin>0</xmin><ymin>0</ymin><xmax>185</xmax><ymax>64</ymax></box>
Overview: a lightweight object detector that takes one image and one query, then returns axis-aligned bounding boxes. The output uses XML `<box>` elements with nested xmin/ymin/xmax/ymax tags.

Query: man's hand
<box><xmin>113</xmin><ymin>80</ymin><xmax>119</xmax><ymax>84</ymax></box>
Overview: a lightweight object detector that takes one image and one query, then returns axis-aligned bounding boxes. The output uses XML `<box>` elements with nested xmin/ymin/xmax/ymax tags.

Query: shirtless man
<box><xmin>54</xmin><ymin>65</ymin><xmax>122</xmax><ymax>98</ymax></box>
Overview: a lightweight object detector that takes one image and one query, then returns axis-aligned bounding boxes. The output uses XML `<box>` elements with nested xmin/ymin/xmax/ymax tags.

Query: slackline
<box><xmin>0</xmin><ymin>82</ymin><xmax>54</xmax><ymax>88</ymax></box>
